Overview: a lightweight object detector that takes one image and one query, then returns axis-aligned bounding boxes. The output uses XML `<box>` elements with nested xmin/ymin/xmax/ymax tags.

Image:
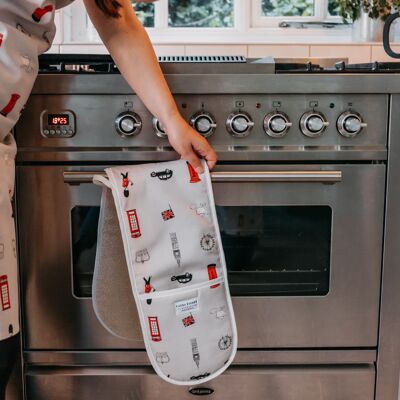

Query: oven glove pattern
<box><xmin>93</xmin><ymin>159</ymin><xmax>237</xmax><ymax>385</ymax></box>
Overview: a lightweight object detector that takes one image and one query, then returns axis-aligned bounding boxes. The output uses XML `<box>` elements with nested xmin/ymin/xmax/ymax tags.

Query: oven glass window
<box><xmin>216</xmin><ymin>206</ymin><xmax>332</xmax><ymax>296</ymax></box>
<box><xmin>71</xmin><ymin>205</ymin><xmax>331</xmax><ymax>298</ymax></box>
<box><xmin>71</xmin><ymin>206</ymin><xmax>100</xmax><ymax>298</ymax></box>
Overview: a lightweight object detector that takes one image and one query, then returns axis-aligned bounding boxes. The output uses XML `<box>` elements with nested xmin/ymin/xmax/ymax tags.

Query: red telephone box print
<box><xmin>0</xmin><ymin>275</ymin><xmax>11</xmax><ymax>311</ymax></box>
<box><xmin>127</xmin><ymin>209</ymin><xmax>141</xmax><ymax>238</ymax></box>
<box><xmin>207</xmin><ymin>264</ymin><xmax>220</xmax><ymax>289</ymax></box>
<box><xmin>148</xmin><ymin>316</ymin><xmax>162</xmax><ymax>342</ymax></box>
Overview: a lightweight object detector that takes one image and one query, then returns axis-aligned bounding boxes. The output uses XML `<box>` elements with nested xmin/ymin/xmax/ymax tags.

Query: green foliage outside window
<box><xmin>168</xmin><ymin>0</ymin><xmax>234</xmax><ymax>27</ymax></box>
<box><xmin>262</xmin><ymin>0</ymin><xmax>315</xmax><ymax>17</ymax></box>
<box><xmin>131</xmin><ymin>0</ymin><xmax>342</xmax><ymax>28</ymax></box>
<box><xmin>262</xmin><ymin>0</ymin><xmax>341</xmax><ymax>17</ymax></box>
<box><xmin>132</xmin><ymin>2</ymin><xmax>155</xmax><ymax>27</ymax></box>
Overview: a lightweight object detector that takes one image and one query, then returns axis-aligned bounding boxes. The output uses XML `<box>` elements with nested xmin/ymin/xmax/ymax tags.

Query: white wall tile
<box><xmin>371</xmin><ymin>45</ymin><xmax>400</xmax><ymax>61</ymax></box>
<box><xmin>248</xmin><ymin>45</ymin><xmax>309</xmax><ymax>58</ymax></box>
<box><xmin>60</xmin><ymin>44</ymin><xmax>108</xmax><ymax>54</ymax></box>
<box><xmin>185</xmin><ymin>45</ymin><xmax>247</xmax><ymax>56</ymax></box>
<box><xmin>153</xmin><ymin>45</ymin><xmax>185</xmax><ymax>56</ymax></box>
<box><xmin>310</xmin><ymin>45</ymin><xmax>371</xmax><ymax>63</ymax></box>
<box><xmin>45</xmin><ymin>45</ymin><xmax>60</xmax><ymax>54</ymax></box>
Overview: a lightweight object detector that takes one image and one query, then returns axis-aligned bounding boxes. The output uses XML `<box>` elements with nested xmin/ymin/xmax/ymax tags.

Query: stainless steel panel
<box><xmin>376</xmin><ymin>94</ymin><xmax>400</xmax><ymax>400</ymax></box>
<box><xmin>30</xmin><ymin>73</ymin><xmax>400</xmax><ymax>95</ymax></box>
<box><xmin>15</xmin><ymin>94</ymin><xmax>387</xmax><ymax>153</ymax></box>
<box><xmin>17</xmin><ymin>164</ymin><xmax>385</xmax><ymax>350</ymax></box>
<box><xmin>25</xmin><ymin>365</ymin><xmax>375</xmax><ymax>400</ymax></box>
<box><xmin>24</xmin><ymin>349</ymin><xmax>377</xmax><ymax>366</ymax></box>
<box><xmin>15</xmin><ymin>148</ymin><xmax>388</xmax><ymax>163</ymax></box>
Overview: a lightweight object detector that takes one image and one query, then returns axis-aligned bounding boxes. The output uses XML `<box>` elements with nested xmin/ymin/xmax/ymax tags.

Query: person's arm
<box><xmin>83</xmin><ymin>0</ymin><xmax>217</xmax><ymax>173</ymax></box>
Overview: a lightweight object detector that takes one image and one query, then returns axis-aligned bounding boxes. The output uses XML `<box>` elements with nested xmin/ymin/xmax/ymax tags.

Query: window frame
<box><xmin>63</xmin><ymin>0</ymin><xmax>350</xmax><ymax>46</ymax></box>
<box><xmin>251</xmin><ymin>0</ymin><xmax>341</xmax><ymax>28</ymax></box>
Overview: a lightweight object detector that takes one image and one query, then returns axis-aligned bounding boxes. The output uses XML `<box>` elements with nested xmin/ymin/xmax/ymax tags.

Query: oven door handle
<box><xmin>63</xmin><ymin>170</ymin><xmax>342</xmax><ymax>184</ymax></box>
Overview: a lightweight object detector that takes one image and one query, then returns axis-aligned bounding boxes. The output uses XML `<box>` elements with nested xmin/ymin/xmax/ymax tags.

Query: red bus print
<box><xmin>207</xmin><ymin>264</ymin><xmax>220</xmax><ymax>288</ymax></box>
<box><xmin>0</xmin><ymin>275</ymin><xmax>11</xmax><ymax>311</ymax></box>
<box><xmin>148</xmin><ymin>317</ymin><xmax>162</xmax><ymax>342</ymax></box>
<box><xmin>126</xmin><ymin>209</ymin><xmax>141</xmax><ymax>238</ymax></box>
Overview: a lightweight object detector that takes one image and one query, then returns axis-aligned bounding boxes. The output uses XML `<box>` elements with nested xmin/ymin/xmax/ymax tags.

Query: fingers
<box><xmin>181</xmin><ymin>148</ymin><xmax>203</xmax><ymax>174</ymax></box>
<box><xmin>192</xmin><ymin>136</ymin><xmax>218</xmax><ymax>170</ymax></box>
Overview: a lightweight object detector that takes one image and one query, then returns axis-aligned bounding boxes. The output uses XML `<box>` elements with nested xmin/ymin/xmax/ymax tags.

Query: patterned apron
<box><xmin>0</xmin><ymin>0</ymin><xmax>74</xmax><ymax>341</ymax></box>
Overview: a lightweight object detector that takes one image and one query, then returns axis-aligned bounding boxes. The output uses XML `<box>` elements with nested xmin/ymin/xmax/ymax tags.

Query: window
<box><xmin>168</xmin><ymin>0</ymin><xmax>234</xmax><ymax>28</ymax></box>
<box><xmin>252</xmin><ymin>0</ymin><xmax>342</xmax><ymax>27</ymax></box>
<box><xmin>134</xmin><ymin>1</ymin><xmax>155</xmax><ymax>27</ymax></box>
<box><xmin>63</xmin><ymin>0</ymin><xmax>349</xmax><ymax>45</ymax></box>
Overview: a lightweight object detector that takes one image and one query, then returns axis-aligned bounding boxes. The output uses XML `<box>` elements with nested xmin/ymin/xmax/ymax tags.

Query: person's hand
<box><xmin>133</xmin><ymin>0</ymin><xmax>158</xmax><ymax>3</ymax></box>
<box><xmin>164</xmin><ymin>113</ymin><xmax>218</xmax><ymax>174</ymax></box>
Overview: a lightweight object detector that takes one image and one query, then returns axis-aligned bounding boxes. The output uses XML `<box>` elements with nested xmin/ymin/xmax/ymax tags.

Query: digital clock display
<box><xmin>48</xmin><ymin>114</ymin><xmax>69</xmax><ymax>126</ymax></box>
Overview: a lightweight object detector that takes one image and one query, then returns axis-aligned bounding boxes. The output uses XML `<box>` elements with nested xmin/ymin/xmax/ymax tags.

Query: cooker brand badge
<box><xmin>175</xmin><ymin>297</ymin><xmax>199</xmax><ymax>315</ymax></box>
<box><xmin>143</xmin><ymin>276</ymin><xmax>155</xmax><ymax>305</ymax></box>
<box><xmin>0</xmin><ymin>275</ymin><xmax>11</xmax><ymax>311</ymax></box>
<box><xmin>156</xmin><ymin>352</ymin><xmax>170</xmax><ymax>365</ymax></box>
<box><xmin>182</xmin><ymin>313</ymin><xmax>196</xmax><ymax>327</ymax></box>
<box><xmin>200</xmin><ymin>233</ymin><xmax>216</xmax><ymax>252</ymax></box>
<box><xmin>171</xmin><ymin>272</ymin><xmax>193</xmax><ymax>284</ymax></box>
<box><xmin>169</xmin><ymin>232</ymin><xmax>181</xmax><ymax>267</ymax></box>
<box><xmin>207</xmin><ymin>264</ymin><xmax>220</xmax><ymax>289</ymax></box>
<box><xmin>150</xmin><ymin>168</ymin><xmax>173</xmax><ymax>181</ymax></box>
<box><xmin>218</xmin><ymin>335</ymin><xmax>232</xmax><ymax>351</ymax></box>
<box><xmin>189</xmin><ymin>387</ymin><xmax>215</xmax><ymax>396</ymax></box>
<box><xmin>32</xmin><ymin>5</ymin><xmax>54</xmax><ymax>22</ymax></box>
<box><xmin>186</xmin><ymin>161</ymin><xmax>201</xmax><ymax>183</ymax></box>
<box><xmin>126</xmin><ymin>209</ymin><xmax>141</xmax><ymax>238</ymax></box>
<box><xmin>148</xmin><ymin>316</ymin><xmax>162</xmax><ymax>342</ymax></box>
<box><xmin>0</xmin><ymin>33</ymin><xmax>3</xmax><ymax>48</ymax></box>
<box><xmin>135</xmin><ymin>249</ymin><xmax>150</xmax><ymax>264</ymax></box>
<box><xmin>161</xmin><ymin>204</ymin><xmax>175</xmax><ymax>221</ymax></box>
<box><xmin>121</xmin><ymin>172</ymin><xmax>133</xmax><ymax>198</ymax></box>
<box><xmin>1</xmin><ymin>94</ymin><xmax>20</xmax><ymax>117</ymax></box>
<box><xmin>191</xmin><ymin>338</ymin><xmax>200</xmax><ymax>368</ymax></box>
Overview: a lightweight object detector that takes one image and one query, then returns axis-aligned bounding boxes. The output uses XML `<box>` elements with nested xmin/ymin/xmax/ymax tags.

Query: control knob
<box><xmin>152</xmin><ymin>117</ymin><xmax>167</xmax><ymax>138</ymax></box>
<box><xmin>300</xmin><ymin>111</ymin><xmax>330</xmax><ymax>138</ymax></box>
<box><xmin>337</xmin><ymin>111</ymin><xmax>367</xmax><ymax>138</ymax></box>
<box><xmin>115</xmin><ymin>111</ymin><xmax>142</xmax><ymax>137</ymax></box>
<box><xmin>263</xmin><ymin>111</ymin><xmax>292</xmax><ymax>138</ymax></box>
<box><xmin>190</xmin><ymin>111</ymin><xmax>217</xmax><ymax>137</ymax></box>
<box><xmin>226</xmin><ymin>112</ymin><xmax>254</xmax><ymax>137</ymax></box>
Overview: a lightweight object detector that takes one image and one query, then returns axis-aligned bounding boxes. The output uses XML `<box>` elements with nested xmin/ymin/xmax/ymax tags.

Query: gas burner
<box><xmin>335</xmin><ymin>61</ymin><xmax>400</xmax><ymax>73</ymax></box>
<box><xmin>275</xmin><ymin>62</ymin><xmax>325</xmax><ymax>73</ymax></box>
<box><xmin>38</xmin><ymin>54</ymin><xmax>118</xmax><ymax>74</ymax></box>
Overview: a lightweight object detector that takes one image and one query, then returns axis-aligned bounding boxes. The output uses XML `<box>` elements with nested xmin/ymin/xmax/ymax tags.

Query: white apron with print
<box><xmin>0</xmin><ymin>134</ymin><xmax>18</xmax><ymax>340</ymax></box>
<box><xmin>0</xmin><ymin>0</ymin><xmax>74</xmax><ymax>341</ymax></box>
<box><xmin>94</xmin><ymin>159</ymin><xmax>237</xmax><ymax>385</ymax></box>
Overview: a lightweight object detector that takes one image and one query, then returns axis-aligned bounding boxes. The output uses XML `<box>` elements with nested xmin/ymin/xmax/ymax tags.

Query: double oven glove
<box><xmin>93</xmin><ymin>159</ymin><xmax>237</xmax><ymax>385</ymax></box>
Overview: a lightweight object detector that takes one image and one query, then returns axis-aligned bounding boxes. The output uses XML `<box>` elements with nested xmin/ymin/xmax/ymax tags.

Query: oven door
<box><xmin>16</xmin><ymin>163</ymin><xmax>385</xmax><ymax>350</ymax></box>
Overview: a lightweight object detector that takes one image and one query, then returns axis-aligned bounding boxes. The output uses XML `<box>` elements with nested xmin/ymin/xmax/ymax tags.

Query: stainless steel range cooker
<box><xmin>14</xmin><ymin>55</ymin><xmax>400</xmax><ymax>400</ymax></box>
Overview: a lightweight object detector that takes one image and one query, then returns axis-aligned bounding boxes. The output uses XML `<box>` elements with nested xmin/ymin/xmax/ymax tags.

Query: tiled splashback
<box><xmin>47</xmin><ymin>43</ymin><xmax>400</xmax><ymax>64</ymax></box>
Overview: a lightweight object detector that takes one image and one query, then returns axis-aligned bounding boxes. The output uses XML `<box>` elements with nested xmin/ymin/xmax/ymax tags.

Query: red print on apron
<box><xmin>0</xmin><ymin>275</ymin><xmax>11</xmax><ymax>311</ymax></box>
<box><xmin>32</xmin><ymin>5</ymin><xmax>54</xmax><ymax>23</ymax></box>
<box><xmin>1</xmin><ymin>94</ymin><xmax>20</xmax><ymax>117</ymax></box>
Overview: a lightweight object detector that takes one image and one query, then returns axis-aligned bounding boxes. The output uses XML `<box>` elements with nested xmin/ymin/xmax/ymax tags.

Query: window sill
<box><xmin>63</xmin><ymin>27</ymin><xmax>400</xmax><ymax>46</ymax></box>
